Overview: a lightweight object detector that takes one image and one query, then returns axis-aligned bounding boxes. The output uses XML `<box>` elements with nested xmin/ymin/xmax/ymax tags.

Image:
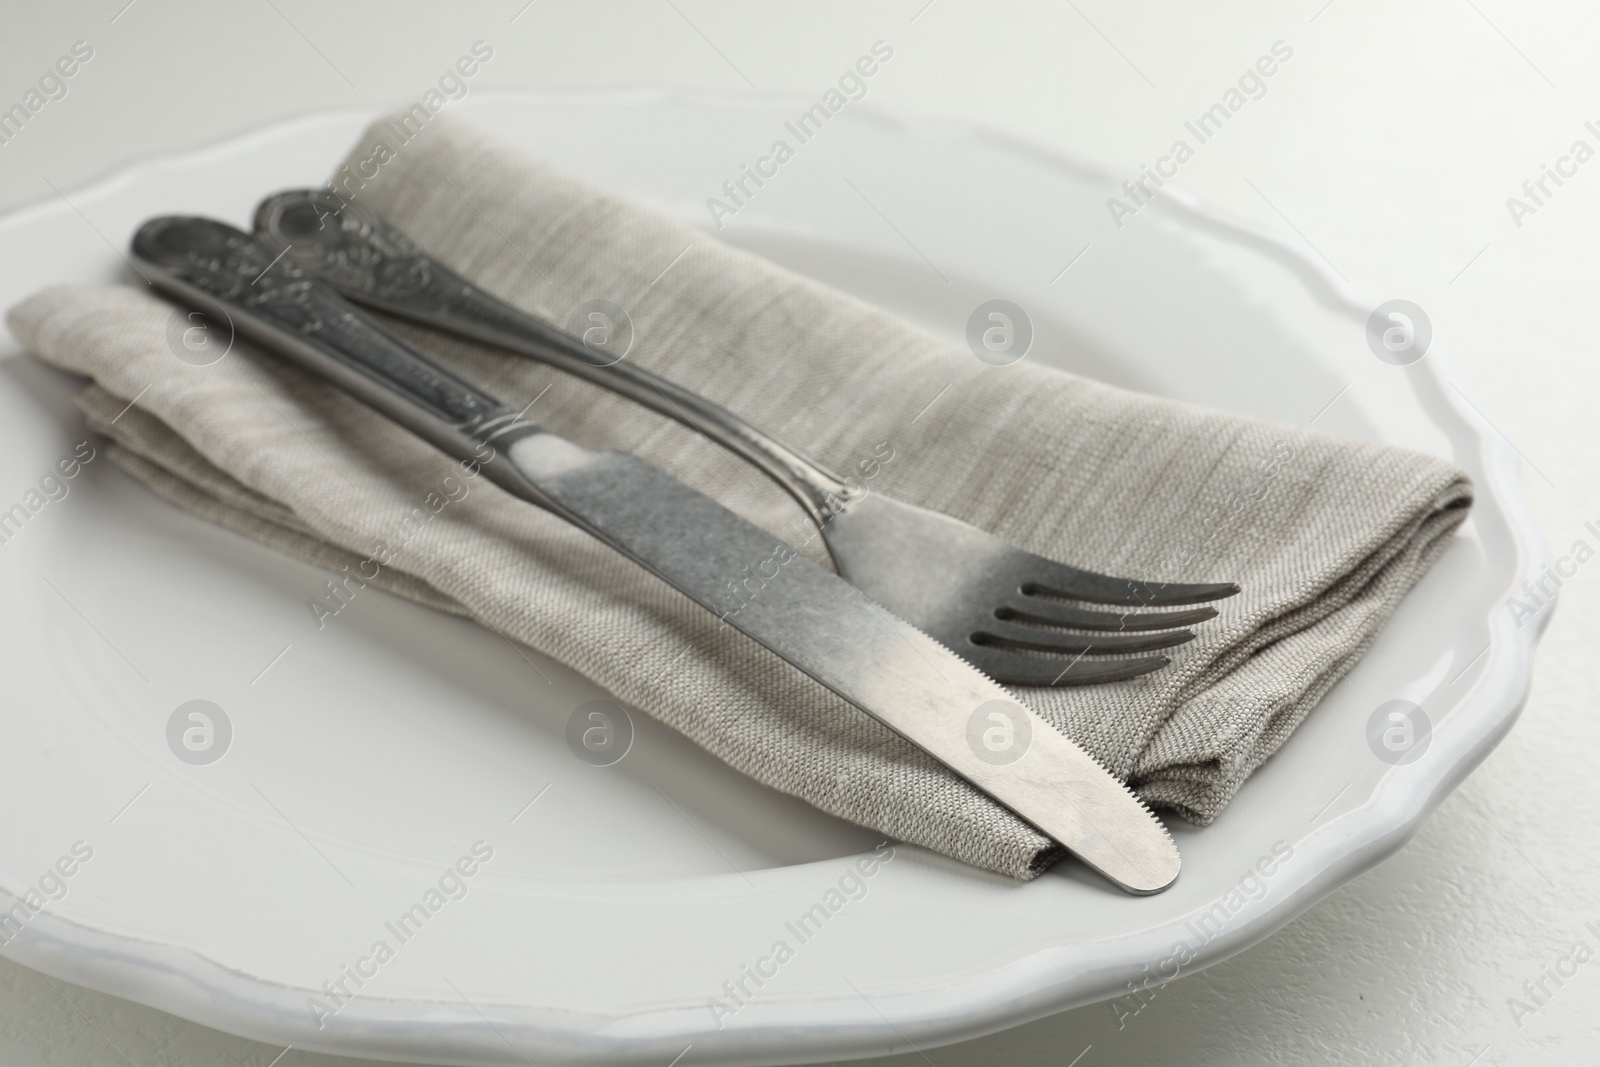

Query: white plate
<box><xmin>0</xmin><ymin>92</ymin><xmax>1547</xmax><ymax>1066</ymax></box>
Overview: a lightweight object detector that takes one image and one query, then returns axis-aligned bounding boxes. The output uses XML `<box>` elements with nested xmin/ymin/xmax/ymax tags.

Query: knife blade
<box><xmin>127</xmin><ymin>215</ymin><xmax>1180</xmax><ymax>894</ymax></box>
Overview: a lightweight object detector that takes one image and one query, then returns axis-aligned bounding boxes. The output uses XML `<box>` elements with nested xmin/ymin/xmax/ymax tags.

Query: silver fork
<box><xmin>254</xmin><ymin>190</ymin><xmax>1239</xmax><ymax>686</ymax></box>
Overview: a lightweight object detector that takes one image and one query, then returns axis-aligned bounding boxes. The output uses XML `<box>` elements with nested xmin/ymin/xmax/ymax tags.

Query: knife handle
<box><xmin>130</xmin><ymin>216</ymin><xmax>552</xmax><ymax>501</ymax></box>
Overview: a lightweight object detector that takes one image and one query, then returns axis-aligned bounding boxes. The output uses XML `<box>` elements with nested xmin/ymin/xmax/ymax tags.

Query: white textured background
<box><xmin>1</xmin><ymin>2</ymin><xmax>1595</xmax><ymax>1064</ymax></box>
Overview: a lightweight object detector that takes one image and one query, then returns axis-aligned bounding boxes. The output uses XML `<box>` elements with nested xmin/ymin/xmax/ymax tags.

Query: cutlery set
<box><xmin>128</xmin><ymin>194</ymin><xmax>1240</xmax><ymax>893</ymax></box>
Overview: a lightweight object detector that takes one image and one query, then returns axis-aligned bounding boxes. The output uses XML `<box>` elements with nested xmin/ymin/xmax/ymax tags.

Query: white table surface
<box><xmin>2</xmin><ymin>2</ymin><xmax>1595</xmax><ymax>1064</ymax></box>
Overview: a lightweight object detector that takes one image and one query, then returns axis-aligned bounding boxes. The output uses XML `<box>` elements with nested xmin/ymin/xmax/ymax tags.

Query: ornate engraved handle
<box><xmin>253</xmin><ymin>189</ymin><xmax>857</xmax><ymax>525</ymax></box>
<box><xmin>131</xmin><ymin>217</ymin><xmax>530</xmax><ymax>435</ymax></box>
<box><xmin>130</xmin><ymin>217</ymin><xmax>543</xmax><ymax>473</ymax></box>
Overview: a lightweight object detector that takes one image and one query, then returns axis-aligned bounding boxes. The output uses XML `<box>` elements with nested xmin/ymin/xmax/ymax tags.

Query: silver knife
<box><xmin>128</xmin><ymin>216</ymin><xmax>1180</xmax><ymax>894</ymax></box>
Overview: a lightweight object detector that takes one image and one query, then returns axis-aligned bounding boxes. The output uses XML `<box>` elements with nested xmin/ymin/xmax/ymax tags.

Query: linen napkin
<box><xmin>6</xmin><ymin>113</ymin><xmax>1471</xmax><ymax>879</ymax></box>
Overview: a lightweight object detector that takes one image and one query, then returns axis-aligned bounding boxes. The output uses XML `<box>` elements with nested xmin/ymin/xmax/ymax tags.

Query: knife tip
<box><xmin>1089</xmin><ymin>821</ymin><xmax>1181</xmax><ymax>895</ymax></box>
<box><xmin>1117</xmin><ymin>853</ymin><xmax>1181</xmax><ymax>896</ymax></box>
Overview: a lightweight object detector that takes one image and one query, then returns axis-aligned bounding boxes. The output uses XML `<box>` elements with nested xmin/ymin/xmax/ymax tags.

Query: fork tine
<box><xmin>1021</xmin><ymin>557</ymin><xmax>1241</xmax><ymax>608</ymax></box>
<box><xmin>973</xmin><ymin>620</ymin><xmax>1195</xmax><ymax>656</ymax></box>
<box><xmin>959</xmin><ymin>644</ymin><xmax>1171</xmax><ymax>687</ymax></box>
<box><xmin>999</xmin><ymin>596</ymin><xmax>1219</xmax><ymax>632</ymax></box>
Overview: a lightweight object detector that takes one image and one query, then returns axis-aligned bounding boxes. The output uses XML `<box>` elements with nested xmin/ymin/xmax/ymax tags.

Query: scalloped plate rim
<box><xmin>0</xmin><ymin>90</ymin><xmax>1551</xmax><ymax>1066</ymax></box>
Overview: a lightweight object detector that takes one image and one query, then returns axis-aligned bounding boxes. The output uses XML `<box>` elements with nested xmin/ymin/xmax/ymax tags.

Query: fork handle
<box><xmin>253</xmin><ymin>190</ymin><xmax>856</xmax><ymax>526</ymax></box>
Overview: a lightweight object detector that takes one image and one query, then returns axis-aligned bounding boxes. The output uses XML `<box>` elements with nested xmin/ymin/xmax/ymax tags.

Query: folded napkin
<box><xmin>6</xmin><ymin>113</ymin><xmax>1471</xmax><ymax>879</ymax></box>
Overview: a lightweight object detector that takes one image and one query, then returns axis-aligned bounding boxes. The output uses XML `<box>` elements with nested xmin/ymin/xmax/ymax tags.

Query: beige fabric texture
<box><xmin>5</xmin><ymin>113</ymin><xmax>1472</xmax><ymax>880</ymax></box>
